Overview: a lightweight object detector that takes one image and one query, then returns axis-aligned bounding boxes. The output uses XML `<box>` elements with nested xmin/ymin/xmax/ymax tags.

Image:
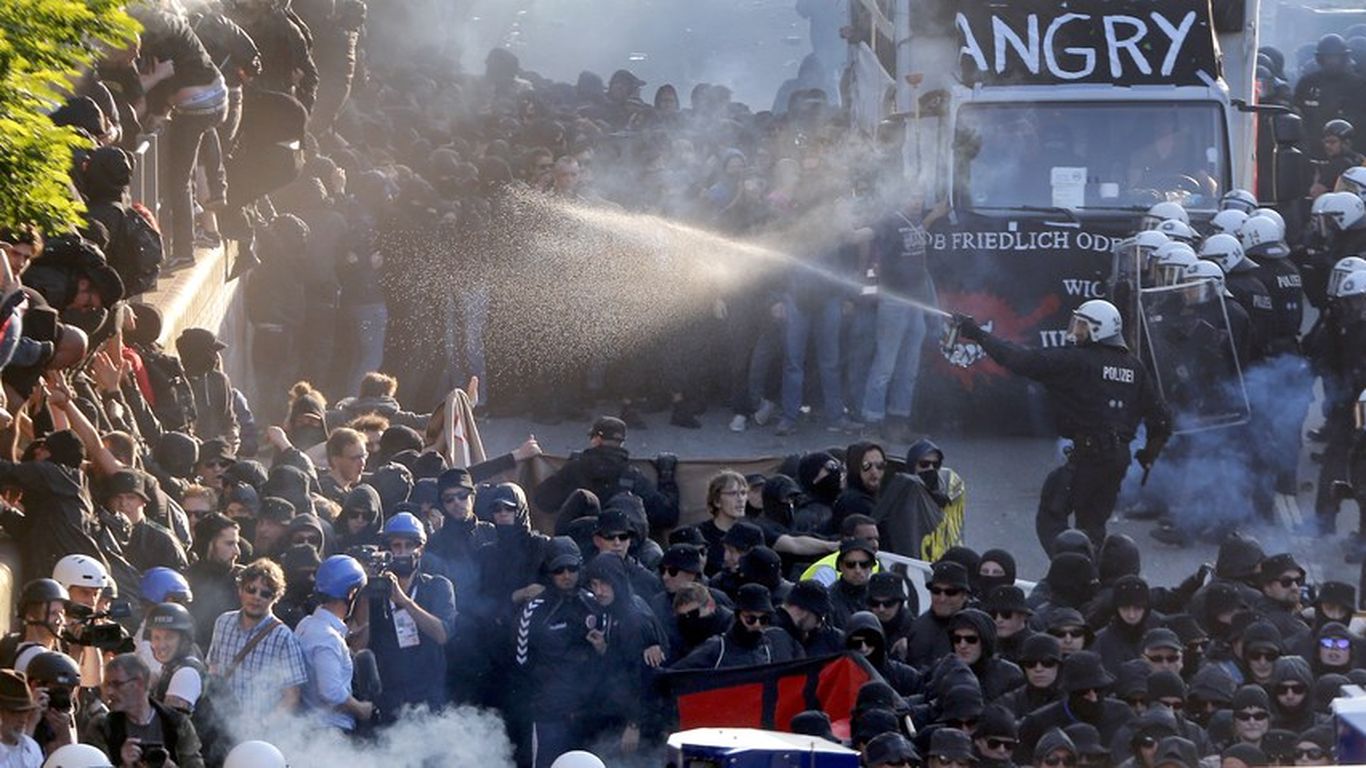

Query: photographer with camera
<box><xmin>0</xmin><ymin>580</ymin><xmax>68</xmax><ymax>674</ymax></box>
<box><xmin>85</xmin><ymin>653</ymin><xmax>205</xmax><ymax>768</ymax></box>
<box><xmin>25</xmin><ymin>652</ymin><xmax>81</xmax><ymax>755</ymax></box>
<box><xmin>353</xmin><ymin>512</ymin><xmax>455</xmax><ymax>720</ymax></box>
<box><xmin>294</xmin><ymin>555</ymin><xmax>374</xmax><ymax>732</ymax></box>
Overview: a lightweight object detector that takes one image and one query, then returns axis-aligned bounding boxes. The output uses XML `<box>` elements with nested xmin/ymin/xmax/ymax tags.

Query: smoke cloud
<box><xmin>242</xmin><ymin>706</ymin><xmax>514</xmax><ymax>768</ymax></box>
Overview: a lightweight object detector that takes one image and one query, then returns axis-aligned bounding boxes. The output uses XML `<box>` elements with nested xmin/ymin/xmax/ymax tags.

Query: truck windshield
<box><xmin>953</xmin><ymin>101</ymin><xmax>1228</xmax><ymax>212</ymax></box>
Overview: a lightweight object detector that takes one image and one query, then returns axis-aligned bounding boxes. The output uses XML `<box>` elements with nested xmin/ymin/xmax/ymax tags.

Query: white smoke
<box><xmin>243</xmin><ymin>706</ymin><xmax>514</xmax><ymax>768</ymax></box>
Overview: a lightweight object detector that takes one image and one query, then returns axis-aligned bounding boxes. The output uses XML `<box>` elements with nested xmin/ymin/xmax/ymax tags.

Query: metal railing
<box><xmin>128</xmin><ymin>130</ymin><xmax>161</xmax><ymax>218</ymax></box>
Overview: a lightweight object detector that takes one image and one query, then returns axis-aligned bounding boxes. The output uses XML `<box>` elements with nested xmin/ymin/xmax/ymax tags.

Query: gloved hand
<box><xmin>953</xmin><ymin>313</ymin><xmax>985</xmax><ymax>342</ymax></box>
<box><xmin>1135</xmin><ymin>447</ymin><xmax>1157</xmax><ymax>470</ymax></box>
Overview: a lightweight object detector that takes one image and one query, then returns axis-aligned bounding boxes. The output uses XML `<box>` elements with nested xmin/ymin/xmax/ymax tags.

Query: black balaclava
<box><xmin>798</xmin><ymin>452</ymin><xmax>841</xmax><ymax>505</ymax></box>
<box><xmin>976</xmin><ymin>548</ymin><xmax>1017</xmax><ymax>597</ymax></box>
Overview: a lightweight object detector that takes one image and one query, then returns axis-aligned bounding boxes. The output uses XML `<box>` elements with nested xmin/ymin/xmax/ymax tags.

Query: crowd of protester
<box><xmin>0</xmin><ymin>0</ymin><xmax>1363</xmax><ymax>767</ymax></box>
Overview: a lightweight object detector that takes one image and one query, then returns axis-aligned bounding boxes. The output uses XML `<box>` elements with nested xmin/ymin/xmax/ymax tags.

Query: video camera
<box><xmin>347</xmin><ymin>545</ymin><xmax>394</xmax><ymax>598</ymax></box>
<box><xmin>62</xmin><ymin>600</ymin><xmax>133</xmax><ymax>652</ymax></box>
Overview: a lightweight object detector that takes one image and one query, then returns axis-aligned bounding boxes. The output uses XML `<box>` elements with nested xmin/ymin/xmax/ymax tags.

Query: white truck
<box><xmin>845</xmin><ymin>0</ymin><xmax>1268</xmax><ymax>429</ymax></box>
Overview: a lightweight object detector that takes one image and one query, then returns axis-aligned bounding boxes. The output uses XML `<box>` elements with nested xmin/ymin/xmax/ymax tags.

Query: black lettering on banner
<box><xmin>955</xmin><ymin>0</ymin><xmax>1217</xmax><ymax>87</ymax></box>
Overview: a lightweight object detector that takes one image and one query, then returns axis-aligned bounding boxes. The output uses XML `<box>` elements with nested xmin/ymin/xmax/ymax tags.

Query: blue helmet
<box><xmin>315</xmin><ymin>555</ymin><xmax>367</xmax><ymax>600</ymax></box>
<box><xmin>382</xmin><ymin>512</ymin><xmax>427</xmax><ymax>545</ymax></box>
<box><xmin>139</xmin><ymin>567</ymin><xmax>192</xmax><ymax>604</ymax></box>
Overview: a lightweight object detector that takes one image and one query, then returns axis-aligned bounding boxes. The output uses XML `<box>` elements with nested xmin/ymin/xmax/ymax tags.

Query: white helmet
<box><xmin>225</xmin><ymin>741</ymin><xmax>288</xmax><ymax>768</ymax></box>
<box><xmin>1141</xmin><ymin>201</ymin><xmax>1190</xmax><ymax>230</ymax></box>
<box><xmin>1311</xmin><ymin>193</ymin><xmax>1336</xmax><ymax>239</ymax></box>
<box><xmin>550</xmin><ymin>752</ymin><xmax>607</xmax><ymax>768</ymax></box>
<box><xmin>1329</xmin><ymin>256</ymin><xmax>1366</xmax><ymax>297</ymax></box>
<box><xmin>1335</xmin><ymin>269</ymin><xmax>1366</xmax><ymax>299</ymax></box>
<box><xmin>1199</xmin><ymin>233</ymin><xmax>1249</xmax><ymax>274</ymax></box>
<box><xmin>1153</xmin><ymin>242</ymin><xmax>1198</xmax><ymax>285</ymax></box>
<box><xmin>1251</xmin><ymin>207</ymin><xmax>1286</xmax><ymax>237</ymax></box>
<box><xmin>53</xmin><ymin>555</ymin><xmax>111</xmax><ymax>593</ymax></box>
<box><xmin>1319</xmin><ymin>191</ymin><xmax>1366</xmax><ymax>232</ymax></box>
<box><xmin>1220</xmin><ymin>189</ymin><xmax>1259</xmax><ymax>214</ymax></box>
<box><xmin>1183</xmin><ymin>260</ymin><xmax>1230</xmax><ymax>301</ymax></box>
<box><xmin>43</xmin><ymin>745</ymin><xmax>114</xmax><ymax>768</ymax></box>
<box><xmin>1209</xmin><ymin>209</ymin><xmax>1249</xmax><ymax>237</ymax></box>
<box><xmin>1155</xmin><ymin>218</ymin><xmax>1200</xmax><ymax>245</ymax></box>
<box><xmin>1338</xmin><ymin>166</ymin><xmax>1366</xmax><ymax>196</ymax></box>
<box><xmin>1070</xmin><ymin>300</ymin><xmax>1124</xmax><ymax>347</ymax></box>
<box><xmin>1239</xmin><ymin>215</ymin><xmax>1289</xmax><ymax>258</ymax></box>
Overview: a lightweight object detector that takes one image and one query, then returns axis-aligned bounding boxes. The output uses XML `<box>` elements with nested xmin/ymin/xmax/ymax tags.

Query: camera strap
<box><xmin>224</xmin><ymin>617</ymin><xmax>280</xmax><ymax>681</ymax></box>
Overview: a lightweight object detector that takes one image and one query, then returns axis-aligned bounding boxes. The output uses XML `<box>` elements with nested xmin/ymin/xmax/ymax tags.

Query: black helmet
<box><xmin>145</xmin><ymin>602</ymin><xmax>195</xmax><ymax>639</ymax></box>
<box><xmin>19</xmin><ymin>578</ymin><xmax>69</xmax><ymax>612</ymax></box>
<box><xmin>1318</xmin><ymin>34</ymin><xmax>1350</xmax><ymax>57</ymax></box>
<box><xmin>26</xmin><ymin>651</ymin><xmax>80</xmax><ymax>687</ymax></box>
<box><xmin>1325</xmin><ymin>119</ymin><xmax>1355</xmax><ymax>140</ymax></box>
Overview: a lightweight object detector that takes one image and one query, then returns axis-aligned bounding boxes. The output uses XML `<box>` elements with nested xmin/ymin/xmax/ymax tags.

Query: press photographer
<box><xmin>352</xmin><ymin>513</ymin><xmax>455</xmax><ymax>721</ymax></box>
<box><xmin>85</xmin><ymin>653</ymin><xmax>205</xmax><ymax>768</ymax></box>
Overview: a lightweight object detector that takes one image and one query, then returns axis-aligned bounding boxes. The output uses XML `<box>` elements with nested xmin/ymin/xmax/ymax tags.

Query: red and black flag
<box><xmin>659</xmin><ymin>653</ymin><xmax>881</xmax><ymax>736</ymax></box>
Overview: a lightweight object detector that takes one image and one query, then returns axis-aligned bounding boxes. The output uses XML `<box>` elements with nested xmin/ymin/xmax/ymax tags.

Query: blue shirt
<box><xmin>294</xmin><ymin>606</ymin><xmax>355</xmax><ymax>730</ymax></box>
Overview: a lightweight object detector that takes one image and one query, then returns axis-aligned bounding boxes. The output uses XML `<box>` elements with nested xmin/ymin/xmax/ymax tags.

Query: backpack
<box><xmin>113</xmin><ymin>203</ymin><xmax>164</xmax><ymax>297</ymax></box>
<box><xmin>140</xmin><ymin>345</ymin><xmax>198</xmax><ymax>432</ymax></box>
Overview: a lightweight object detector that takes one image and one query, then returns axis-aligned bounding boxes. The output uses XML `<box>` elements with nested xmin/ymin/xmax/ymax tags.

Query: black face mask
<box><xmin>1069</xmin><ymin>692</ymin><xmax>1103</xmax><ymax>721</ymax></box>
<box><xmin>389</xmin><ymin>554</ymin><xmax>419</xmax><ymax>578</ymax></box>
<box><xmin>678</xmin><ymin>613</ymin><xmax>713</xmax><ymax>646</ymax></box>
<box><xmin>918</xmin><ymin>469</ymin><xmax>941</xmax><ymax>491</ymax></box>
<box><xmin>813</xmin><ymin>474</ymin><xmax>842</xmax><ymax>503</ymax></box>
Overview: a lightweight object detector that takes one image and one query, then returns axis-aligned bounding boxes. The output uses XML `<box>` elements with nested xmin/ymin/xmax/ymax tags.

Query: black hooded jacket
<box><xmin>478</xmin><ymin>484</ymin><xmax>550</xmax><ymax>621</ymax></box>
<box><xmin>533</xmin><ymin>445</ymin><xmax>676</xmax><ymax>530</ymax></box>
<box><xmin>582</xmin><ymin>554</ymin><xmax>666</xmax><ymax>727</ymax></box>
<box><xmin>845</xmin><ymin>611</ymin><xmax>922</xmax><ymax>695</ymax></box>
<box><xmin>833</xmin><ymin>442</ymin><xmax>883</xmax><ymax>528</ymax></box>
<box><xmin>792</xmin><ymin>452</ymin><xmax>840</xmax><ymax>535</ymax></box>
<box><xmin>939</xmin><ymin>609</ymin><xmax>1024</xmax><ymax>700</ymax></box>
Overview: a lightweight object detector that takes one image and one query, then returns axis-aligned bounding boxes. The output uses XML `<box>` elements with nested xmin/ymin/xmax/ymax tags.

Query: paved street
<box><xmin>479</xmin><ymin>402</ymin><xmax>1359</xmax><ymax>591</ymax></box>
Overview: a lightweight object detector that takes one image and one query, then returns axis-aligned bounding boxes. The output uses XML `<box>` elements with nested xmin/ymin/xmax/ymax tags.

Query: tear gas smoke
<box><xmin>241</xmin><ymin>706</ymin><xmax>514</xmax><ymax>768</ymax></box>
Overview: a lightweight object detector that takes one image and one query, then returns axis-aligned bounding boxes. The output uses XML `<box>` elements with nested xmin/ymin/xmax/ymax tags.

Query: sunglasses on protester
<box><xmin>842</xmin><ymin>558</ymin><xmax>873</xmax><ymax>570</ymax></box>
<box><xmin>1296</xmin><ymin>748</ymin><xmax>1327</xmax><ymax>761</ymax></box>
<box><xmin>951</xmin><ymin>633</ymin><xmax>980</xmax><ymax>646</ymax></box>
<box><xmin>916</xmin><ymin>459</ymin><xmax>943</xmax><ymax>470</ymax></box>
<box><xmin>929</xmin><ymin>585</ymin><xmax>964</xmax><ymax>597</ymax></box>
<box><xmin>1277</xmin><ymin>682</ymin><xmax>1308</xmax><ymax>696</ymax></box>
<box><xmin>1024</xmin><ymin>658</ymin><xmax>1060</xmax><ymax>670</ymax></box>
<box><xmin>600</xmin><ymin>532</ymin><xmax>632</xmax><ymax>542</ymax></box>
<box><xmin>1245</xmin><ymin>649</ymin><xmax>1280</xmax><ymax>663</ymax></box>
<box><xmin>1234</xmin><ymin>710</ymin><xmax>1269</xmax><ymax>722</ymax></box>
<box><xmin>984</xmin><ymin>738</ymin><xmax>1016</xmax><ymax>752</ymax></box>
<box><xmin>861</xmin><ymin>460</ymin><xmax>887</xmax><ymax>472</ymax></box>
<box><xmin>1051</xmin><ymin>628</ymin><xmax>1086</xmax><ymax>639</ymax></box>
<box><xmin>240</xmin><ymin>584</ymin><xmax>277</xmax><ymax>600</ymax></box>
<box><xmin>1319</xmin><ymin>637</ymin><xmax>1352</xmax><ymax>650</ymax></box>
<box><xmin>441</xmin><ymin>490</ymin><xmax>472</xmax><ymax>503</ymax></box>
<box><xmin>550</xmin><ymin>565</ymin><xmax>579</xmax><ymax>575</ymax></box>
<box><xmin>1041</xmin><ymin>756</ymin><xmax>1076</xmax><ymax>767</ymax></box>
<box><xmin>1145</xmin><ymin>652</ymin><xmax>1181</xmax><ymax>664</ymax></box>
<box><xmin>870</xmin><ymin>599</ymin><xmax>903</xmax><ymax>609</ymax></box>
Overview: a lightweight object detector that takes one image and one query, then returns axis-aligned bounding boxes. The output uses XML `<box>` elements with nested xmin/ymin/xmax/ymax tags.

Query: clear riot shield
<box><xmin>1109</xmin><ymin>237</ymin><xmax>1146</xmax><ymax>354</ymax></box>
<box><xmin>1138</xmin><ymin>281</ymin><xmax>1251</xmax><ymax>434</ymax></box>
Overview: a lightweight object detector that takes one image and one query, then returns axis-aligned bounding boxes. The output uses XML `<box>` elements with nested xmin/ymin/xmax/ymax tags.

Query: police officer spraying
<box><xmin>952</xmin><ymin>301</ymin><xmax>1172</xmax><ymax>553</ymax></box>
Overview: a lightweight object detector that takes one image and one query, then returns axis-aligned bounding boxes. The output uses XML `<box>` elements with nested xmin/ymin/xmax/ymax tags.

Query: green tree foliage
<box><xmin>0</xmin><ymin>0</ymin><xmax>136</xmax><ymax>232</ymax></box>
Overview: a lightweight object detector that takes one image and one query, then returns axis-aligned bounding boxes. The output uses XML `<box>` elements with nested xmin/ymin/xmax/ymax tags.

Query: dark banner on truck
<box><xmin>955</xmin><ymin>0</ymin><xmax>1221</xmax><ymax>87</ymax></box>
<box><xmin>917</xmin><ymin>214</ymin><xmax>1133</xmax><ymax>433</ymax></box>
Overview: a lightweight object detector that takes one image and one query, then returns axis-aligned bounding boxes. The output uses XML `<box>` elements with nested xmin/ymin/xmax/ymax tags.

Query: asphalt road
<box><xmin>478</xmin><ymin>402</ymin><xmax>1360</xmax><ymax>592</ymax></box>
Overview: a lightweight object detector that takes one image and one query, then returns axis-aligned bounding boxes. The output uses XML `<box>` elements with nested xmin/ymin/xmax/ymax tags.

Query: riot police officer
<box><xmin>953</xmin><ymin>300</ymin><xmax>1172</xmax><ymax>553</ymax></box>
<box><xmin>1202</xmin><ymin>233</ymin><xmax>1273</xmax><ymax>361</ymax></box>
<box><xmin>1306</xmin><ymin>269</ymin><xmax>1366</xmax><ymax>549</ymax></box>
<box><xmin>1294</xmin><ymin>34</ymin><xmax>1366</xmax><ymax>157</ymax></box>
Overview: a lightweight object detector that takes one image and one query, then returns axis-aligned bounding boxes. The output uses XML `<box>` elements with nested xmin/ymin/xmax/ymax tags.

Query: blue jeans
<box><xmin>861</xmin><ymin>297</ymin><xmax>927</xmax><ymax>423</ymax></box>
<box><xmin>781</xmin><ymin>295</ymin><xmax>843</xmax><ymax>422</ymax></box>
<box><xmin>346</xmin><ymin>302</ymin><xmax>388</xmax><ymax>394</ymax></box>
<box><xmin>844</xmin><ymin>301</ymin><xmax>877</xmax><ymax>416</ymax></box>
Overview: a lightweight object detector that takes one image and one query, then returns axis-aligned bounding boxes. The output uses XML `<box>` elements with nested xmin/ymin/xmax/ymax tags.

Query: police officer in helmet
<box><xmin>954</xmin><ymin>301</ymin><xmax>1172</xmax><ymax>554</ymax></box>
